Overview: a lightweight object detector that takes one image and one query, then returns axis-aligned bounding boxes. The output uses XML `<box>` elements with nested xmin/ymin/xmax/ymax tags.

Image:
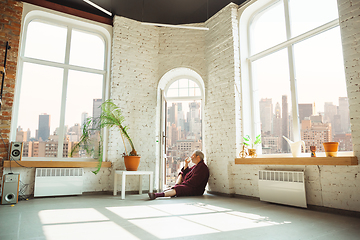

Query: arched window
<box><xmin>240</xmin><ymin>0</ymin><xmax>350</xmax><ymax>155</ymax></box>
<box><xmin>11</xmin><ymin>7</ymin><xmax>111</xmax><ymax>160</ymax></box>
<box><xmin>166</xmin><ymin>79</ymin><xmax>201</xmax><ymax>98</ymax></box>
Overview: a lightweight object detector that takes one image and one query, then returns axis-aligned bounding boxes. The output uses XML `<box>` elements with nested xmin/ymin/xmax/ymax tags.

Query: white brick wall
<box><xmin>110</xmin><ymin>17</ymin><xmax>207</xmax><ymax>192</ymax></box>
<box><xmin>204</xmin><ymin>3</ymin><xmax>240</xmax><ymax>194</ymax></box>
<box><xmin>109</xmin><ymin>16</ymin><xmax>159</xmax><ymax>191</ymax></box>
<box><xmin>338</xmin><ymin>0</ymin><xmax>360</xmax><ymax>157</ymax></box>
<box><xmin>158</xmin><ymin>24</ymin><xmax>206</xmax><ymax>79</ymax></box>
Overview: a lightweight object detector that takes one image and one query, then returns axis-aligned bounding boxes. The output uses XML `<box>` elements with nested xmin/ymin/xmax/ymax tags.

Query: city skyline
<box><xmin>259</xmin><ymin>95</ymin><xmax>352</xmax><ymax>154</ymax></box>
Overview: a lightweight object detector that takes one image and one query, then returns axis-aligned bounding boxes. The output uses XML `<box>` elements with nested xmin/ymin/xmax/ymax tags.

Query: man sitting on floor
<box><xmin>148</xmin><ymin>150</ymin><xmax>209</xmax><ymax>200</ymax></box>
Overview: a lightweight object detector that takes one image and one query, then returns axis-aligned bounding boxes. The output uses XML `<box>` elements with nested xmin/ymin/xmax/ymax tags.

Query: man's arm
<box><xmin>175</xmin><ymin>174</ymin><xmax>183</xmax><ymax>185</ymax></box>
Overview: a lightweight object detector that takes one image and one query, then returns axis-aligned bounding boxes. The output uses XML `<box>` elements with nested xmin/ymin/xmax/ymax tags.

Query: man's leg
<box><xmin>164</xmin><ymin>189</ymin><xmax>176</xmax><ymax>197</ymax></box>
<box><xmin>148</xmin><ymin>189</ymin><xmax>176</xmax><ymax>200</ymax></box>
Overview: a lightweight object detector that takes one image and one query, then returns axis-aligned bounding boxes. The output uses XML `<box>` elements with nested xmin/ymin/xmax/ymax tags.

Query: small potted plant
<box><xmin>243</xmin><ymin>134</ymin><xmax>262</xmax><ymax>158</ymax></box>
<box><xmin>70</xmin><ymin>99</ymin><xmax>139</xmax><ymax>174</ymax></box>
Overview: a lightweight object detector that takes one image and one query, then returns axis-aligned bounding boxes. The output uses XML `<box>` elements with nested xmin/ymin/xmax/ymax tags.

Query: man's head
<box><xmin>191</xmin><ymin>150</ymin><xmax>204</xmax><ymax>164</ymax></box>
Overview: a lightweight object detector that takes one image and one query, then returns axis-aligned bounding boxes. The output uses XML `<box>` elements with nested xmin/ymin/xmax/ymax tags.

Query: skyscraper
<box><xmin>282</xmin><ymin>95</ymin><xmax>289</xmax><ymax>152</ymax></box>
<box><xmin>259</xmin><ymin>98</ymin><xmax>273</xmax><ymax>135</ymax></box>
<box><xmin>93</xmin><ymin>99</ymin><xmax>102</xmax><ymax>119</ymax></box>
<box><xmin>338</xmin><ymin>97</ymin><xmax>350</xmax><ymax>133</ymax></box>
<box><xmin>38</xmin><ymin>114</ymin><xmax>50</xmax><ymax>141</ymax></box>
<box><xmin>273</xmin><ymin>102</ymin><xmax>282</xmax><ymax>137</ymax></box>
<box><xmin>81</xmin><ymin>112</ymin><xmax>89</xmax><ymax>129</ymax></box>
<box><xmin>92</xmin><ymin>99</ymin><xmax>102</xmax><ymax>129</ymax></box>
<box><xmin>324</xmin><ymin>102</ymin><xmax>337</xmax><ymax>129</ymax></box>
<box><xmin>298</xmin><ymin>103</ymin><xmax>313</xmax><ymax>122</ymax></box>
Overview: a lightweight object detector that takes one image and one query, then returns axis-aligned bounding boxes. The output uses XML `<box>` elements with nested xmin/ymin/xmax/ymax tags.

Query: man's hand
<box><xmin>184</xmin><ymin>157</ymin><xmax>191</xmax><ymax>169</ymax></box>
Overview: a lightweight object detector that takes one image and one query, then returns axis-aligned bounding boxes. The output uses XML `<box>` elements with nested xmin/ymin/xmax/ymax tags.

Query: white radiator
<box><xmin>34</xmin><ymin>168</ymin><xmax>83</xmax><ymax>197</ymax></box>
<box><xmin>258</xmin><ymin>170</ymin><xmax>307</xmax><ymax>208</ymax></box>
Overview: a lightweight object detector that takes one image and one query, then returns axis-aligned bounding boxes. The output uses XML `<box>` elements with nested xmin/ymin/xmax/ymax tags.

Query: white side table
<box><xmin>113</xmin><ymin>170</ymin><xmax>154</xmax><ymax>199</ymax></box>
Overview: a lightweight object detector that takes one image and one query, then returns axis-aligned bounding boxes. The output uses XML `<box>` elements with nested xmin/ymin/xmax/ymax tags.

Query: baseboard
<box><xmin>207</xmin><ymin>191</ymin><xmax>260</xmax><ymax>201</ymax></box>
<box><xmin>307</xmin><ymin>204</ymin><xmax>360</xmax><ymax>218</ymax></box>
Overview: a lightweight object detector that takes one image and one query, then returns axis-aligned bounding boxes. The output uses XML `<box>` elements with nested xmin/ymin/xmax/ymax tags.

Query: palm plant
<box><xmin>70</xmin><ymin>99</ymin><xmax>137</xmax><ymax>174</ymax></box>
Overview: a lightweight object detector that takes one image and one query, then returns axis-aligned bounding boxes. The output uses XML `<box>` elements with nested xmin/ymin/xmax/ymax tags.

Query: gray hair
<box><xmin>193</xmin><ymin>150</ymin><xmax>204</xmax><ymax>161</ymax></box>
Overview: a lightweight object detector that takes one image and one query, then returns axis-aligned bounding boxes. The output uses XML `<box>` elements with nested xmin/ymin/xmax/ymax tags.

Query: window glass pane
<box><xmin>195</xmin><ymin>88</ymin><xmax>201</xmax><ymax>96</ymax></box>
<box><xmin>65</xmin><ymin>70</ymin><xmax>103</xmax><ymax>158</ymax></box>
<box><xmin>166</xmin><ymin>89</ymin><xmax>178</xmax><ymax>97</ymax></box>
<box><xmin>178</xmin><ymin>79</ymin><xmax>188</xmax><ymax>88</ymax></box>
<box><xmin>188</xmin><ymin>88</ymin><xmax>195</xmax><ymax>97</ymax></box>
<box><xmin>294</xmin><ymin>27</ymin><xmax>350</xmax><ymax>152</ymax></box>
<box><xmin>24</xmin><ymin>21</ymin><xmax>67</xmax><ymax>63</ymax></box>
<box><xmin>179</xmin><ymin>88</ymin><xmax>188</xmax><ymax>97</ymax></box>
<box><xmin>166</xmin><ymin>79</ymin><xmax>201</xmax><ymax>98</ymax></box>
<box><xmin>16</xmin><ymin>63</ymin><xmax>63</xmax><ymax>157</ymax></box>
<box><xmin>69</xmin><ymin>29</ymin><xmax>105</xmax><ymax>70</ymax></box>
<box><xmin>189</xmin><ymin>80</ymin><xmax>197</xmax><ymax>88</ymax></box>
<box><xmin>252</xmin><ymin>49</ymin><xmax>291</xmax><ymax>154</ymax></box>
<box><xmin>289</xmin><ymin>0</ymin><xmax>338</xmax><ymax>38</ymax></box>
<box><xmin>250</xmin><ymin>1</ymin><xmax>287</xmax><ymax>55</ymax></box>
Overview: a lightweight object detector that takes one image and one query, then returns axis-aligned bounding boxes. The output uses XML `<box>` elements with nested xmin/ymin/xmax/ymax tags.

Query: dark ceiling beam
<box><xmin>22</xmin><ymin>0</ymin><xmax>113</xmax><ymax>25</ymax></box>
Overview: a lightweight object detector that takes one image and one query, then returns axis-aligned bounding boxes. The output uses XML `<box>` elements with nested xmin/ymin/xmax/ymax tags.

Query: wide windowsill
<box><xmin>3</xmin><ymin>160</ymin><xmax>112</xmax><ymax>168</ymax></box>
<box><xmin>235</xmin><ymin>156</ymin><xmax>358</xmax><ymax>165</ymax></box>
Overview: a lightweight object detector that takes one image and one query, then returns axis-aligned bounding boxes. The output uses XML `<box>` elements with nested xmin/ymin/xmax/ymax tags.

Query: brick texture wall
<box><xmin>0</xmin><ymin>0</ymin><xmax>22</xmax><ymax>187</ymax></box>
<box><xmin>110</xmin><ymin>16</ymin><xmax>208</xmax><ymax>191</ymax></box>
<box><xmin>204</xmin><ymin>3</ymin><xmax>240</xmax><ymax>194</ymax></box>
<box><xmin>158</xmin><ymin>24</ymin><xmax>206</xmax><ymax>80</ymax></box>
<box><xmin>110</xmin><ymin>16</ymin><xmax>159</xmax><ymax>190</ymax></box>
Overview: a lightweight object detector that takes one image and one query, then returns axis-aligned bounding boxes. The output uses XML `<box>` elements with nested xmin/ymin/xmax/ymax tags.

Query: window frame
<box><xmin>10</xmin><ymin>6</ymin><xmax>112</xmax><ymax>161</ymax></box>
<box><xmin>239</xmin><ymin>0</ymin><xmax>348</xmax><ymax>157</ymax></box>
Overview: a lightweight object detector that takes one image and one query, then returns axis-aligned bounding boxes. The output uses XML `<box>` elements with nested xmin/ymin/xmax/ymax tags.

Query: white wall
<box><xmin>204</xmin><ymin>3</ymin><xmax>240</xmax><ymax>194</ymax></box>
<box><xmin>110</xmin><ymin>17</ymin><xmax>207</xmax><ymax>191</ymax></box>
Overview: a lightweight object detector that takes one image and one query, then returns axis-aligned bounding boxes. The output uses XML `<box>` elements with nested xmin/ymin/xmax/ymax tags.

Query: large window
<box><xmin>12</xmin><ymin>10</ymin><xmax>109</xmax><ymax>160</ymax></box>
<box><xmin>244</xmin><ymin>0</ymin><xmax>350</xmax><ymax>155</ymax></box>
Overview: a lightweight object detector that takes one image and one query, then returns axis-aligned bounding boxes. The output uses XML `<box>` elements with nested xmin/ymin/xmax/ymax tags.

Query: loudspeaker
<box><xmin>10</xmin><ymin>142</ymin><xmax>23</xmax><ymax>161</ymax></box>
<box><xmin>1</xmin><ymin>173</ymin><xmax>20</xmax><ymax>205</ymax></box>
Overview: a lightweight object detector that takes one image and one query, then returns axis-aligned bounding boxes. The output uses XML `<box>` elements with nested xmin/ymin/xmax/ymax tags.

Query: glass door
<box><xmin>164</xmin><ymin>100</ymin><xmax>202</xmax><ymax>188</ymax></box>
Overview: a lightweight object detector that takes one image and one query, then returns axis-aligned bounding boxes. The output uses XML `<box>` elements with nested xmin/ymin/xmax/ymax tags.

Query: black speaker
<box><xmin>10</xmin><ymin>142</ymin><xmax>23</xmax><ymax>161</ymax></box>
<box><xmin>1</xmin><ymin>173</ymin><xmax>20</xmax><ymax>205</ymax></box>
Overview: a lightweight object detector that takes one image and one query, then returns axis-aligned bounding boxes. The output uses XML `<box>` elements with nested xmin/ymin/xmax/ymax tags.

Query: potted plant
<box><xmin>70</xmin><ymin>99</ymin><xmax>139</xmax><ymax>174</ymax></box>
<box><xmin>243</xmin><ymin>134</ymin><xmax>262</xmax><ymax>158</ymax></box>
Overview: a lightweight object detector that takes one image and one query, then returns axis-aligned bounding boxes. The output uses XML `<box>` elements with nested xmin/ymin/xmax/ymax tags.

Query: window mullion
<box><xmin>57</xmin><ymin>27</ymin><xmax>72</xmax><ymax>158</ymax></box>
<box><xmin>283</xmin><ymin>0</ymin><xmax>300</xmax><ymax>141</ymax></box>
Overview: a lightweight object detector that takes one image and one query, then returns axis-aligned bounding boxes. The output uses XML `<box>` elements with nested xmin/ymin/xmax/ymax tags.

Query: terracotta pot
<box><xmin>323</xmin><ymin>142</ymin><xmax>339</xmax><ymax>157</ymax></box>
<box><xmin>124</xmin><ymin>156</ymin><xmax>141</xmax><ymax>171</ymax></box>
<box><xmin>248</xmin><ymin>148</ymin><xmax>257</xmax><ymax>158</ymax></box>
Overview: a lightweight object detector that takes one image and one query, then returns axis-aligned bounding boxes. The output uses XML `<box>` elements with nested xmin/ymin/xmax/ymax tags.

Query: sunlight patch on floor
<box><xmin>106</xmin><ymin>205</ymin><xmax>170</xmax><ymax>219</ymax></box>
<box><xmin>38</xmin><ymin>208</ymin><xmax>108</xmax><ymax>224</ymax></box>
<box><xmin>149</xmin><ymin>203</ymin><xmax>216</xmax><ymax>215</ymax></box>
<box><xmin>43</xmin><ymin>221</ymin><xmax>139</xmax><ymax>240</ymax></box>
<box><xmin>129</xmin><ymin>216</ymin><xmax>219</xmax><ymax>239</ymax></box>
<box><xmin>182</xmin><ymin>212</ymin><xmax>281</xmax><ymax>232</ymax></box>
